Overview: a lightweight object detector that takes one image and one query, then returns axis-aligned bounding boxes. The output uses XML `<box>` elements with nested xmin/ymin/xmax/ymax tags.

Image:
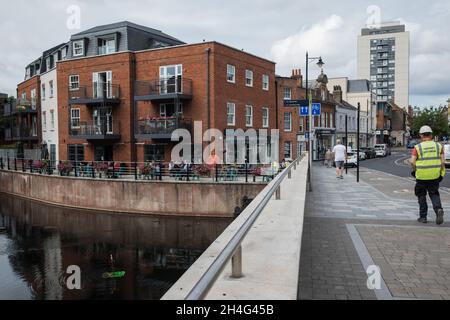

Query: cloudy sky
<box><xmin>0</xmin><ymin>0</ymin><xmax>449</xmax><ymax>107</ymax></box>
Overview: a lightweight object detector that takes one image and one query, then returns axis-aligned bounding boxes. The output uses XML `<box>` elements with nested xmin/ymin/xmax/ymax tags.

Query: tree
<box><xmin>411</xmin><ymin>107</ymin><xmax>449</xmax><ymax>138</ymax></box>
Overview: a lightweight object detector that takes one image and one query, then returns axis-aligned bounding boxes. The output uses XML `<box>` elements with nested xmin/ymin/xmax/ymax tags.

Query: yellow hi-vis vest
<box><xmin>415</xmin><ymin>141</ymin><xmax>445</xmax><ymax>181</ymax></box>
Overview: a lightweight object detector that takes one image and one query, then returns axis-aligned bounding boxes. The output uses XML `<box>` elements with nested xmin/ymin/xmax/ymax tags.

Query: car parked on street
<box><xmin>407</xmin><ymin>140</ymin><xmax>420</xmax><ymax>149</ymax></box>
<box><xmin>361</xmin><ymin>147</ymin><xmax>376</xmax><ymax>159</ymax></box>
<box><xmin>444</xmin><ymin>144</ymin><xmax>450</xmax><ymax>168</ymax></box>
<box><xmin>374</xmin><ymin>144</ymin><xmax>390</xmax><ymax>157</ymax></box>
<box><xmin>345</xmin><ymin>152</ymin><xmax>359</xmax><ymax>168</ymax></box>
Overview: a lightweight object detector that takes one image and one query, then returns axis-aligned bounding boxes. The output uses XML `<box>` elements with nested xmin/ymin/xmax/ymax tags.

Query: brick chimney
<box><xmin>333</xmin><ymin>85</ymin><xmax>343</xmax><ymax>103</ymax></box>
<box><xmin>291</xmin><ymin>69</ymin><xmax>303</xmax><ymax>87</ymax></box>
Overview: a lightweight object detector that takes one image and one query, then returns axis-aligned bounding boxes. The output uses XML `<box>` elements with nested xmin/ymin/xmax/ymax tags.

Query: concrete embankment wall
<box><xmin>0</xmin><ymin>170</ymin><xmax>265</xmax><ymax>217</ymax></box>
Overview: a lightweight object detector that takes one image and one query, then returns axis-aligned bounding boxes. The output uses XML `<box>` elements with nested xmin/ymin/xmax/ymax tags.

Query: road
<box><xmin>360</xmin><ymin>149</ymin><xmax>450</xmax><ymax>189</ymax></box>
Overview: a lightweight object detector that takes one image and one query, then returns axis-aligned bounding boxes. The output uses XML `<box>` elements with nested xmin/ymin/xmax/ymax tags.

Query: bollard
<box><xmin>22</xmin><ymin>159</ymin><xmax>25</xmax><ymax>172</ymax></box>
<box><xmin>14</xmin><ymin>158</ymin><xmax>17</xmax><ymax>171</ymax></box>
<box><xmin>134</xmin><ymin>162</ymin><xmax>138</xmax><ymax>180</ymax></box>
<box><xmin>92</xmin><ymin>162</ymin><xmax>95</xmax><ymax>178</ymax></box>
<box><xmin>245</xmin><ymin>163</ymin><xmax>248</xmax><ymax>183</ymax></box>
<box><xmin>215</xmin><ymin>164</ymin><xmax>219</xmax><ymax>182</ymax></box>
<box><xmin>7</xmin><ymin>157</ymin><xmax>10</xmax><ymax>170</ymax></box>
<box><xmin>275</xmin><ymin>186</ymin><xmax>281</xmax><ymax>200</ymax></box>
<box><xmin>288</xmin><ymin>169</ymin><xmax>292</xmax><ymax>179</ymax></box>
<box><xmin>231</xmin><ymin>245</ymin><xmax>243</xmax><ymax>278</ymax></box>
<box><xmin>186</xmin><ymin>165</ymin><xmax>190</xmax><ymax>182</ymax></box>
<box><xmin>112</xmin><ymin>163</ymin><xmax>116</xmax><ymax>179</ymax></box>
<box><xmin>0</xmin><ymin>157</ymin><xmax>3</xmax><ymax>170</ymax></box>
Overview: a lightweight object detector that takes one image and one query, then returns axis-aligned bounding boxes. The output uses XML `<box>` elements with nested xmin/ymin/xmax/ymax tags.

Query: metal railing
<box><xmin>135</xmin><ymin>77</ymin><xmax>193</xmax><ymax>97</ymax></box>
<box><xmin>179</xmin><ymin>154</ymin><xmax>306</xmax><ymax>300</ymax></box>
<box><xmin>4</xmin><ymin>127</ymin><xmax>38</xmax><ymax>141</ymax></box>
<box><xmin>69</xmin><ymin>83</ymin><xmax>120</xmax><ymax>101</ymax></box>
<box><xmin>137</xmin><ymin>118</ymin><xmax>192</xmax><ymax>136</ymax></box>
<box><xmin>69</xmin><ymin>120</ymin><xmax>121</xmax><ymax>138</ymax></box>
<box><xmin>0</xmin><ymin>157</ymin><xmax>287</xmax><ymax>184</ymax></box>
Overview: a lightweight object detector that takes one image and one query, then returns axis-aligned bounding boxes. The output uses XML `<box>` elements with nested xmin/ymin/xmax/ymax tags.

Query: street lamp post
<box><xmin>305</xmin><ymin>52</ymin><xmax>324</xmax><ymax>192</ymax></box>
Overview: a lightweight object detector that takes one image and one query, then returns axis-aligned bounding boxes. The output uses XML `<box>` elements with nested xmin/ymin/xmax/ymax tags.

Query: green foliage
<box><xmin>411</xmin><ymin>107</ymin><xmax>449</xmax><ymax>137</ymax></box>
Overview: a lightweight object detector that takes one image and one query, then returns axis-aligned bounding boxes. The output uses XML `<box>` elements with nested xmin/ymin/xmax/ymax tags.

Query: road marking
<box><xmin>357</xmin><ymin>214</ymin><xmax>378</xmax><ymax>218</ymax></box>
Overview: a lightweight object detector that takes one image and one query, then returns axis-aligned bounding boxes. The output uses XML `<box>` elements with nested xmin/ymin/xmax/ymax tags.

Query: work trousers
<box><xmin>415</xmin><ymin>180</ymin><xmax>443</xmax><ymax>218</ymax></box>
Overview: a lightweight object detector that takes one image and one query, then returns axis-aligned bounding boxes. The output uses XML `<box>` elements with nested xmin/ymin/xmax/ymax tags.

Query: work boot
<box><xmin>417</xmin><ymin>217</ymin><xmax>428</xmax><ymax>224</ymax></box>
<box><xmin>436</xmin><ymin>209</ymin><xmax>444</xmax><ymax>226</ymax></box>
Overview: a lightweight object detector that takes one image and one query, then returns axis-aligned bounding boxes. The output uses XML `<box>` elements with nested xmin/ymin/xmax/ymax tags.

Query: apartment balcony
<box><xmin>134</xmin><ymin>77</ymin><xmax>193</xmax><ymax>102</ymax></box>
<box><xmin>3</xmin><ymin>100</ymin><xmax>38</xmax><ymax>116</ymax></box>
<box><xmin>68</xmin><ymin>83</ymin><xmax>121</xmax><ymax>106</ymax></box>
<box><xmin>69</xmin><ymin>121</ymin><xmax>121</xmax><ymax>142</ymax></box>
<box><xmin>136</xmin><ymin>117</ymin><xmax>192</xmax><ymax>140</ymax></box>
<box><xmin>4</xmin><ymin>127</ymin><xmax>39</xmax><ymax>142</ymax></box>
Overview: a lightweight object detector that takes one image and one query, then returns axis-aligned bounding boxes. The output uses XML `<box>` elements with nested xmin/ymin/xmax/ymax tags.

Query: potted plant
<box><xmin>94</xmin><ymin>162</ymin><xmax>109</xmax><ymax>178</ymax></box>
<box><xmin>57</xmin><ymin>161</ymin><xmax>73</xmax><ymax>176</ymax></box>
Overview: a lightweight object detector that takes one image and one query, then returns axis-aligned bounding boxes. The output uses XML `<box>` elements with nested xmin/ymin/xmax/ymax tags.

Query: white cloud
<box><xmin>270</xmin><ymin>14</ymin><xmax>358</xmax><ymax>80</ymax></box>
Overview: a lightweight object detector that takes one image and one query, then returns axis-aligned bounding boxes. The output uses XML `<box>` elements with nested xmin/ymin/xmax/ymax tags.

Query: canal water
<box><xmin>0</xmin><ymin>194</ymin><xmax>231</xmax><ymax>300</ymax></box>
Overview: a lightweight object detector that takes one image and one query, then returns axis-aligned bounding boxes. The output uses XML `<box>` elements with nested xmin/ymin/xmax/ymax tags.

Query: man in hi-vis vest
<box><xmin>411</xmin><ymin>126</ymin><xmax>445</xmax><ymax>225</ymax></box>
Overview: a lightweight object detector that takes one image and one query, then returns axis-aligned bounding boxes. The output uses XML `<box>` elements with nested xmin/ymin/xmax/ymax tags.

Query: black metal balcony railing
<box><xmin>3</xmin><ymin>100</ymin><xmax>37</xmax><ymax>116</ymax></box>
<box><xmin>69</xmin><ymin>83</ymin><xmax>120</xmax><ymax>105</ymax></box>
<box><xmin>137</xmin><ymin>118</ymin><xmax>192</xmax><ymax>139</ymax></box>
<box><xmin>134</xmin><ymin>77</ymin><xmax>193</xmax><ymax>101</ymax></box>
<box><xmin>70</xmin><ymin>120</ymin><xmax>121</xmax><ymax>141</ymax></box>
<box><xmin>4</xmin><ymin>127</ymin><xmax>39</xmax><ymax>141</ymax></box>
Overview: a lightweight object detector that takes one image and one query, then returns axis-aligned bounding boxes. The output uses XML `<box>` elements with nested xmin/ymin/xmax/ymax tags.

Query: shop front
<box><xmin>313</xmin><ymin>129</ymin><xmax>336</xmax><ymax>161</ymax></box>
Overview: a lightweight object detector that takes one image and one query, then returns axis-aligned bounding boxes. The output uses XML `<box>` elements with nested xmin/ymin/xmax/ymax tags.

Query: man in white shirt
<box><xmin>332</xmin><ymin>140</ymin><xmax>347</xmax><ymax>179</ymax></box>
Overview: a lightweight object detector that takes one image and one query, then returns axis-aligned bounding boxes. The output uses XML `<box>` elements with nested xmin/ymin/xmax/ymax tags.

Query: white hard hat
<box><xmin>419</xmin><ymin>126</ymin><xmax>433</xmax><ymax>135</ymax></box>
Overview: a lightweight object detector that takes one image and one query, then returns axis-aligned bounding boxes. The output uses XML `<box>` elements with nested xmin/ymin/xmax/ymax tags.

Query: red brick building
<box><xmin>276</xmin><ymin>69</ymin><xmax>336</xmax><ymax>161</ymax></box>
<box><xmin>57</xmin><ymin>41</ymin><xmax>276</xmax><ymax>163</ymax></box>
<box><xmin>7</xmin><ymin>76</ymin><xmax>41</xmax><ymax>152</ymax></box>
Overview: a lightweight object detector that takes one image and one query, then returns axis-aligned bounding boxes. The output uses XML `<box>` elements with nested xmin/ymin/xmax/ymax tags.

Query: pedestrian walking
<box><xmin>324</xmin><ymin>149</ymin><xmax>333</xmax><ymax>168</ymax></box>
<box><xmin>411</xmin><ymin>126</ymin><xmax>446</xmax><ymax>225</ymax></box>
<box><xmin>332</xmin><ymin>140</ymin><xmax>347</xmax><ymax>179</ymax></box>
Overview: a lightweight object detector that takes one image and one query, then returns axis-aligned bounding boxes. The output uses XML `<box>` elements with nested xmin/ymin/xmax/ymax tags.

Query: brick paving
<box><xmin>298</xmin><ymin>165</ymin><xmax>450</xmax><ymax>300</ymax></box>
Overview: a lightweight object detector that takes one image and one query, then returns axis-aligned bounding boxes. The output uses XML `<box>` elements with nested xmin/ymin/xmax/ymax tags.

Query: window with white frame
<box><xmin>284</xmin><ymin>141</ymin><xmax>292</xmax><ymax>160</ymax></box>
<box><xmin>69</xmin><ymin>75</ymin><xmax>79</xmax><ymax>91</ymax></box>
<box><xmin>330</xmin><ymin>113</ymin><xmax>333</xmax><ymax>128</ymax></box>
<box><xmin>98</xmin><ymin>38</ymin><xmax>116</xmax><ymax>55</ymax></box>
<box><xmin>299</xmin><ymin>119</ymin><xmax>304</xmax><ymax>132</ymax></box>
<box><xmin>41</xmin><ymin>83</ymin><xmax>46</xmax><ymax>100</ymax></box>
<box><xmin>42</xmin><ymin>111</ymin><xmax>47</xmax><ymax>131</ymax></box>
<box><xmin>227</xmin><ymin>103</ymin><xmax>236</xmax><ymax>126</ymax></box>
<box><xmin>262</xmin><ymin>107</ymin><xmax>269</xmax><ymax>128</ymax></box>
<box><xmin>31</xmin><ymin>89</ymin><xmax>36</xmax><ymax>109</ymax></box>
<box><xmin>73</xmin><ymin>40</ymin><xmax>84</xmax><ymax>57</ymax></box>
<box><xmin>71</xmin><ymin>108</ymin><xmax>80</xmax><ymax>128</ymax></box>
<box><xmin>262</xmin><ymin>75</ymin><xmax>269</xmax><ymax>91</ymax></box>
<box><xmin>245</xmin><ymin>105</ymin><xmax>253</xmax><ymax>127</ymax></box>
<box><xmin>245</xmin><ymin>70</ymin><xmax>253</xmax><ymax>87</ymax></box>
<box><xmin>49</xmin><ymin>81</ymin><xmax>54</xmax><ymax>98</ymax></box>
<box><xmin>284</xmin><ymin>112</ymin><xmax>292</xmax><ymax>132</ymax></box>
<box><xmin>227</xmin><ymin>65</ymin><xmax>235</xmax><ymax>83</ymax></box>
<box><xmin>284</xmin><ymin>88</ymin><xmax>291</xmax><ymax>100</ymax></box>
<box><xmin>50</xmin><ymin>110</ymin><xmax>55</xmax><ymax>130</ymax></box>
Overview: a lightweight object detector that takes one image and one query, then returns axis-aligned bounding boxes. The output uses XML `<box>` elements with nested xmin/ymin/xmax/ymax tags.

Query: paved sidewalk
<box><xmin>298</xmin><ymin>165</ymin><xmax>450</xmax><ymax>300</ymax></box>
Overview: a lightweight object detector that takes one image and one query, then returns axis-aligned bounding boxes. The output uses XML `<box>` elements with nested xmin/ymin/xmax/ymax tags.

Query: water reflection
<box><xmin>0</xmin><ymin>194</ymin><xmax>231</xmax><ymax>300</ymax></box>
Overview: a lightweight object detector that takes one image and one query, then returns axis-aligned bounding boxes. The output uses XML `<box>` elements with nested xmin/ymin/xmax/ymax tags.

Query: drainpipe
<box><xmin>131</xmin><ymin>53</ymin><xmax>137</xmax><ymax>163</ymax></box>
<box><xmin>205</xmin><ymin>48</ymin><xmax>211</xmax><ymax>132</ymax></box>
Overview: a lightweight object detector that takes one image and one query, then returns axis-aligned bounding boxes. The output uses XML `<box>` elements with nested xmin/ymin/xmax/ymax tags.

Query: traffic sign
<box><xmin>312</xmin><ymin>103</ymin><xmax>321</xmax><ymax>116</ymax></box>
<box><xmin>284</xmin><ymin>99</ymin><xmax>309</xmax><ymax>107</ymax></box>
<box><xmin>299</xmin><ymin>103</ymin><xmax>321</xmax><ymax>116</ymax></box>
<box><xmin>300</xmin><ymin>106</ymin><xmax>309</xmax><ymax>116</ymax></box>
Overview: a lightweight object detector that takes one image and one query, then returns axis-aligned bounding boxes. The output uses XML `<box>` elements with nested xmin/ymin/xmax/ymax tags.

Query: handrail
<box><xmin>183</xmin><ymin>154</ymin><xmax>305</xmax><ymax>300</ymax></box>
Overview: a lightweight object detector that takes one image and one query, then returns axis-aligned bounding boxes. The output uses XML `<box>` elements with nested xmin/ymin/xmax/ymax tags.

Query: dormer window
<box><xmin>73</xmin><ymin>40</ymin><xmax>84</xmax><ymax>57</ymax></box>
<box><xmin>98</xmin><ymin>38</ymin><xmax>116</xmax><ymax>55</ymax></box>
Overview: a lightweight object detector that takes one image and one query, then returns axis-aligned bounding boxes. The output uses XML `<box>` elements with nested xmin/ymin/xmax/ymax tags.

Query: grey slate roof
<box><xmin>348</xmin><ymin>80</ymin><xmax>370</xmax><ymax>93</ymax></box>
<box><xmin>72</xmin><ymin>21</ymin><xmax>184</xmax><ymax>43</ymax></box>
